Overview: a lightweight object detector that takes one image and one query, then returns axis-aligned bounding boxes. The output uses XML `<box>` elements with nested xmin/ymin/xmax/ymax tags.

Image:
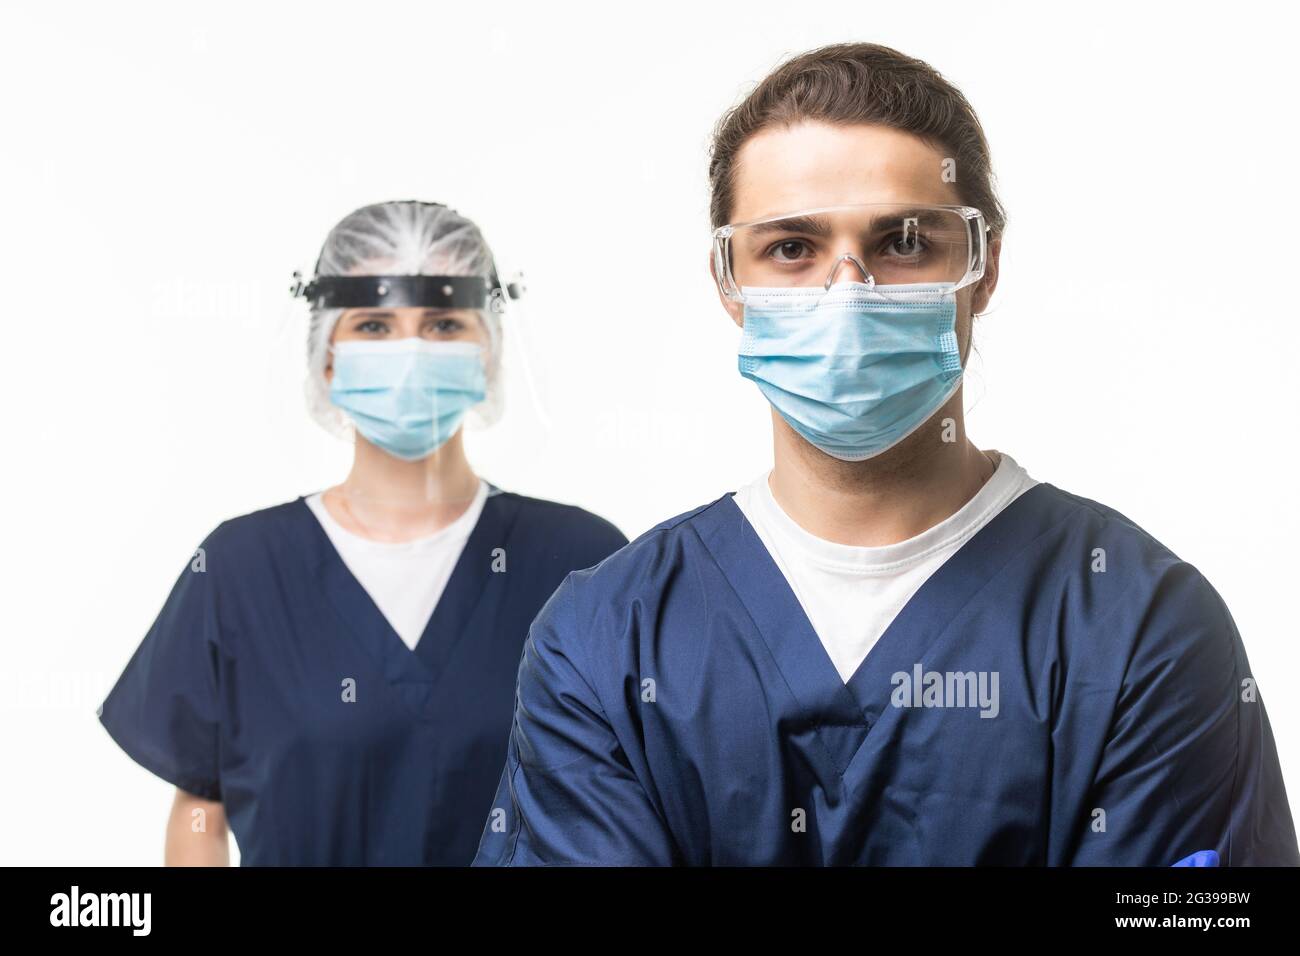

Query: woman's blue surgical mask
<box><xmin>329</xmin><ymin>338</ymin><xmax>487</xmax><ymax>461</ymax></box>
<box><xmin>738</xmin><ymin>281</ymin><xmax>963</xmax><ymax>461</ymax></box>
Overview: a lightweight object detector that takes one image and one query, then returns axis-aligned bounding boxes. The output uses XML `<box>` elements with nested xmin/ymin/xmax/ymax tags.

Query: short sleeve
<box><xmin>1070</xmin><ymin>564</ymin><xmax>1299</xmax><ymax>866</ymax></box>
<box><xmin>99</xmin><ymin>545</ymin><xmax>223</xmax><ymax>801</ymax></box>
<box><xmin>473</xmin><ymin>577</ymin><xmax>678</xmax><ymax>866</ymax></box>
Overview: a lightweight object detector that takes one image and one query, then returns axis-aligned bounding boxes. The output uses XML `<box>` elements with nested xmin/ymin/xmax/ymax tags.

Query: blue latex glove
<box><xmin>1172</xmin><ymin>850</ymin><xmax>1220</xmax><ymax>867</ymax></box>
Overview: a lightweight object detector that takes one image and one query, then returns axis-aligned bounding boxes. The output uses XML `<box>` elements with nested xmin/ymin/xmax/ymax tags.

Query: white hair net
<box><xmin>304</xmin><ymin>201</ymin><xmax>505</xmax><ymax>439</ymax></box>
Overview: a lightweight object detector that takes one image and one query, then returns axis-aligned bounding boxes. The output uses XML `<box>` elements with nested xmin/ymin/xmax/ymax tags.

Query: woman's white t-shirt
<box><xmin>304</xmin><ymin>480</ymin><xmax>489</xmax><ymax>651</ymax></box>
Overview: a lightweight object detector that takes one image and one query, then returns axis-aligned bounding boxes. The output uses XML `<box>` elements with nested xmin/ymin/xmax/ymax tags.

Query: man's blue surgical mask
<box><xmin>329</xmin><ymin>338</ymin><xmax>487</xmax><ymax>461</ymax></box>
<box><xmin>738</xmin><ymin>281</ymin><xmax>963</xmax><ymax>461</ymax></box>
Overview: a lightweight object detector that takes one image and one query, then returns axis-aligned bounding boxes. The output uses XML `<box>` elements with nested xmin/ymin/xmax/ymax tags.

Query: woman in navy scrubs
<box><xmin>99</xmin><ymin>200</ymin><xmax>627</xmax><ymax>865</ymax></box>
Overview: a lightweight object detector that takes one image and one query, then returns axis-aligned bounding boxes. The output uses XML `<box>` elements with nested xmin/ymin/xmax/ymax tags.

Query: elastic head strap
<box><xmin>290</xmin><ymin>274</ymin><xmax>491</xmax><ymax>310</ymax></box>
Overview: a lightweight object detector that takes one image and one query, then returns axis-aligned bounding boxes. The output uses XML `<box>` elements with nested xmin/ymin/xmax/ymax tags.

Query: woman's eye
<box><xmin>430</xmin><ymin>318</ymin><xmax>464</xmax><ymax>334</ymax></box>
<box><xmin>767</xmin><ymin>239</ymin><xmax>812</xmax><ymax>263</ymax></box>
<box><xmin>356</xmin><ymin>319</ymin><xmax>388</xmax><ymax>333</ymax></box>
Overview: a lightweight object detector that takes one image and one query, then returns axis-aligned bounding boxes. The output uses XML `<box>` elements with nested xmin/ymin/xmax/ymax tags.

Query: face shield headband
<box><xmin>289</xmin><ymin>271</ymin><xmax>525</xmax><ymax>313</ymax></box>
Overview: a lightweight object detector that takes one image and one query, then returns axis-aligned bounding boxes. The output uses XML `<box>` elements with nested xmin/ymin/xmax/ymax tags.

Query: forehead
<box><xmin>730</xmin><ymin>121</ymin><xmax>962</xmax><ymax>224</ymax></box>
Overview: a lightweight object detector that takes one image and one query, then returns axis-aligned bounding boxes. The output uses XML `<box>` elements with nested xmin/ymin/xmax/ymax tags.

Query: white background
<box><xmin>1</xmin><ymin>1</ymin><xmax>1297</xmax><ymax>865</ymax></box>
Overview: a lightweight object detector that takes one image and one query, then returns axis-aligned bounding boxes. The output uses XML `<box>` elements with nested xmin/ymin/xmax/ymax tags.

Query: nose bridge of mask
<box><xmin>738</xmin><ymin>291</ymin><xmax>961</xmax><ymax>369</ymax></box>
<box><xmin>741</xmin><ymin>281</ymin><xmax>960</xmax><ymax>357</ymax></box>
<box><xmin>741</xmin><ymin>278</ymin><xmax>958</xmax><ymax>305</ymax></box>
<box><xmin>328</xmin><ymin>337</ymin><xmax>484</xmax><ymax>360</ymax></box>
<box><xmin>332</xmin><ymin>338</ymin><xmax>485</xmax><ymax>385</ymax></box>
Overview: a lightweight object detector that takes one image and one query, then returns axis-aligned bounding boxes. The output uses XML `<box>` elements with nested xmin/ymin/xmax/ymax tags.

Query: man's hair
<box><xmin>708</xmin><ymin>42</ymin><xmax>1005</xmax><ymax>237</ymax></box>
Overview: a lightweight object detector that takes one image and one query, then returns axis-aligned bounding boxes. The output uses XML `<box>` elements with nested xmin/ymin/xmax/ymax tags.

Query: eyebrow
<box><xmin>744</xmin><ymin>207</ymin><xmax>953</xmax><ymax>239</ymax></box>
<box><xmin>747</xmin><ymin>215</ymin><xmax>834</xmax><ymax>238</ymax></box>
<box><xmin>347</xmin><ymin>309</ymin><xmax>456</xmax><ymax>319</ymax></box>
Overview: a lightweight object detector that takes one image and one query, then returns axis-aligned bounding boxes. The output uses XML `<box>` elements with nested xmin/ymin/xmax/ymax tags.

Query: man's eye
<box><xmin>884</xmin><ymin>234</ymin><xmax>927</xmax><ymax>258</ymax></box>
<box><xmin>767</xmin><ymin>240</ymin><xmax>812</xmax><ymax>263</ymax></box>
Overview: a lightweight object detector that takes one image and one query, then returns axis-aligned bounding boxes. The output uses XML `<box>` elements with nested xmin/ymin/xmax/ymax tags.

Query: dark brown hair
<box><xmin>708</xmin><ymin>43</ymin><xmax>1005</xmax><ymax>237</ymax></box>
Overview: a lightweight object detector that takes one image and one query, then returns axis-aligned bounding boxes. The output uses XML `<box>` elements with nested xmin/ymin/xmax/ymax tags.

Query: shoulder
<box><xmin>1016</xmin><ymin>482</ymin><xmax>1190</xmax><ymax>578</ymax></box>
<box><xmin>532</xmin><ymin>494</ymin><xmax>732</xmax><ymax>629</ymax></box>
<box><xmin>573</xmin><ymin>494</ymin><xmax>730</xmax><ymax>586</ymax></box>
<box><xmin>520</xmin><ymin>494</ymin><xmax>731</xmax><ymax>684</ymax></box>
<box><xmin>204</xmin><ymin>498</ymin><xmax>307</xmax><ymax>546</ymax></box>
<box><xmin>192</xmin><ymin>498</ymin><xmax>314</xmax><ymax>578</ymax></box>
<box><xmin>489</xmin><ymin>490</ymin><xmax>630</xmax><ymax>565</ymax></box>
<box><xmin>1023</xmin><ymin>482</ymin><xmax>1236</xmax><ymax>665</ymax></box>
<box><xmin>491</xmin><ymin>489</ymin><xmax>623</xmax><ymax>539</ymax></box>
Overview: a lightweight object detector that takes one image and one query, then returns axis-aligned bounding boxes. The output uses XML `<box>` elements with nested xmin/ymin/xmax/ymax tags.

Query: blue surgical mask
<box><xmin>329</xmin><ymin>339</ymin><xmax>487</xmax><ymax>461</ymax></box>
<box><xmin>738</xmin><ymin>281</ymin><xmax>963</xmax><ymax>461</ymax></box>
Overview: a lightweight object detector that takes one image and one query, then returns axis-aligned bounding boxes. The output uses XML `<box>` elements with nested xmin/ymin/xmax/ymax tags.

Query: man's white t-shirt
<box><xmin>305</xmin><ymin>480</ymin><xmax>489</xmax><ymax>651</ymax></box>
<box><xmin>732</xmin><ymin>452</ymin><xmax>1038</xmax><ymax>683</ymax></box>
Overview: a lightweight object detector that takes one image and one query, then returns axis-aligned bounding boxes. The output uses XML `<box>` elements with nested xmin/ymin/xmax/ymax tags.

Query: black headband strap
<box><xmin>290</xmin><ymin>274</ymin><xmax>491</xmax><ymax>310</ymax></box>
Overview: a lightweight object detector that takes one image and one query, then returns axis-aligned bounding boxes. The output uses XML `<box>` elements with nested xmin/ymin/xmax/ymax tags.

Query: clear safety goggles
<box><xmin>712</xmin><ymin>203</ymin><xmax>989</xmax><ymax>303</ymax></box>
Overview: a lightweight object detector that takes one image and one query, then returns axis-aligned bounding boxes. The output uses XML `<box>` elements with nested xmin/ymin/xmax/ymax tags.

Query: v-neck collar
<box><xmin>840</xmin><ymin>483</ymin><xmax>1061</xmax><ymax>719</ymax></box>
<box><xmin>694</xmin><ymin>482</ymin><xmax>1062</xmax><ymax>775</ymax></box>
<box><xmin>413</xmin><ymin>487</ymin><xmax>519</xmax><ymax>676</ymax></box>
<box><xmin>298</xmin><ymin>486</ymin><xmax>520</xmax><ymax>713</ymax></box>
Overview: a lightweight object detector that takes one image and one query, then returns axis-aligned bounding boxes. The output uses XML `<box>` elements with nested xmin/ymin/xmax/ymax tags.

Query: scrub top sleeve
<box><xmin>472</xmin><ymin>576</ymin><xmax>677</xmax><ymax>866</ymax></box>
<box><xmin>1071</xmin><ymin>564</ymin><xmax>1299</xmax><ymax>866</ymax></box>
<box><xmin>98</xmin><ymin>547</ymin><xmax>223</xmax><ymax>802</ymax></box>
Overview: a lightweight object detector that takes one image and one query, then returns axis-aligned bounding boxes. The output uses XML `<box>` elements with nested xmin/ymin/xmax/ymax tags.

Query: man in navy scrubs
<box><xmin>474</xmin><ymin>44</ymin><xmax>1298</xmax><ymax>866</ymax></box>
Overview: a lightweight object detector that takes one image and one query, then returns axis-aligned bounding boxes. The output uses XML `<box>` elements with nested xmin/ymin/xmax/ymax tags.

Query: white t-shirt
<box><xmin>305</xmin><ymin>480</ymin><xmax>489</xmax><ymax>651</ymax></box>
<box><xmin>732</xmin><ymin>452</ymin><xmax>1038</xmax><ymax>683</ymax></box>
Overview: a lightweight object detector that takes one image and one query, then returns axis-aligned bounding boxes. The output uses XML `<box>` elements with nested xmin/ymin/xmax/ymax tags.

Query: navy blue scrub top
<box><xmin>475</xmin><ymin>483</ymin><xmax>1300</xmax><ymax>866</ymax></box>
<box><xmin>99</xmin><ymin>487</ymin><xmax>627</xmax><ymax>865</ymax></box>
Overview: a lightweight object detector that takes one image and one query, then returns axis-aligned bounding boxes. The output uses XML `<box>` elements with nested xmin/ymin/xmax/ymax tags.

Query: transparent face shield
<box><xmin>284</xmin><ymin>264</ymin><xmax>534</xmax><ymax>517</ymax></box>
<box><xmin>713</xmin><ymin>203</ymin><xmax>988</xmax><ymax>303</ymax></box>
